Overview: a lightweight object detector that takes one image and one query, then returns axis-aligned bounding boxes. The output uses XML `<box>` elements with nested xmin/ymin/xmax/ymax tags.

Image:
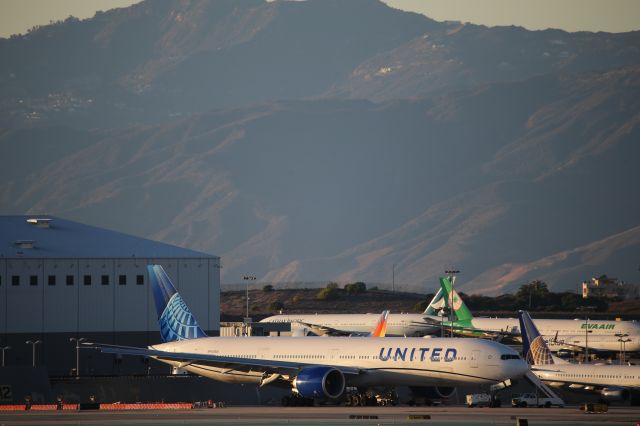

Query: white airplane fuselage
<box><xmin>151</xmin><ymin>336</ymin><xmax>528</xmax><ymax>387</ymax></box>
<box><xmin>533</xmin><ymin>362</ymin><xmax>640</xmax><ymax>389</ymax></box>
<box><xmin>470</xmin><ymin>317</ymin><xmax>640</xmax><ymax>352</ymax></box>
<box><xmin>260</xmin><ymin>313</ymin><xmax>441</xmax><ymax>337</ymax></box>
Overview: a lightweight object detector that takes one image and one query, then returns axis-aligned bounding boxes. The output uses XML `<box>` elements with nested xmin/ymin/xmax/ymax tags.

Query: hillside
<box><xmin>1</xmin><ymin>0</ymin><xmax>639</xmax><ymax>295</ymax></box>
<box><xmin>219</xmin><ymin>287</ymin><xmax>640</xmax><ymax>320</ymax></box>
<box><xmin>220</xmin><ymin>288</ymin><xmax>427</xmax><ymax>319</ymax></box>
<box><xmin>1</xmin><ymin>0</ymin><xmax>638</xmax><ymax>128</ymax></box>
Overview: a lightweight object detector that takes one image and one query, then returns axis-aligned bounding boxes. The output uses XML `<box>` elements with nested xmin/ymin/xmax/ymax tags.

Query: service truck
<box><xmin>511</xmin><ymin>393</ymin><xmax>564</xmax><ymax>408</ymax></box>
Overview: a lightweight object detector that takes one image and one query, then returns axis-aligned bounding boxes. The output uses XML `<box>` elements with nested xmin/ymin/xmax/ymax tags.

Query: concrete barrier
<box><xmin>99</xmin><ymin>403</ymin><xmax>192</xmax><ymax>410</ymax></box>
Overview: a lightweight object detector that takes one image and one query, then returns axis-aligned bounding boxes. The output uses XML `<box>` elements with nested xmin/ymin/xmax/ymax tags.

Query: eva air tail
<box><xmin>149</xmin><ymin>264</ymin><xmax>207</xmax><ymax>342</ymax></box>
<box><xmin>439</xmin><ymin>276</ymin><xmax>474</xmax><ymax>326</ymax></box>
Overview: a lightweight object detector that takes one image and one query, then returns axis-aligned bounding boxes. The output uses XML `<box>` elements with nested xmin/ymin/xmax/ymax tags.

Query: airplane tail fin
<box><xmin>422</xmin><ymin>288</ymin><xmax>445</xmax><ymax>316</ymax></box>
<box><xmin>439</xmin><ymin>277</ymin><xmax>474</xmax><ymax>322</ymax></box>
<box><xmin>518</xmin><ymin>310</ymin><xmax>553</xmax><ymax>366</ymax></box>
<box><xmin>148</xmin><ymin>265</ymin><xmax>207</xmax><ymax>342</ymax></box>
<box><xmin>370</xmin><ymin>310</ymin><xmax>389</xmax><ymax>337</ymax></box>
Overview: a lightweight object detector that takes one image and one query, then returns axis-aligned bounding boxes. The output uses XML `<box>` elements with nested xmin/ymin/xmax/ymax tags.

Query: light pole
<box><xmin>25</xmin><ymin>340</ymin><xmax>41</xmax><ymax>367</ymax></box>
<box><xmin>243</xmin><ymin>275</ymin><xmax>256</xmax><ymax>336</ymax></box>
<box><xmin>392</xmin><ymin>263</ymin><xmax>395</xmax><ymax>292</ymax></box>
<box><xmin>1</xmin><ymin>346</ymin><xmax>10</xmax><ymax>367</ymax></box>
<box><xmin>445</xmin><ymin>269</ymin><xmax>460</xmax><ymax>338</ymax></box>
<box><xmin>69</xmin><ymin>337</ymin><xmax>86</xmax><ymax>377</ymax></box>
<box><xmin>577</xmin><ymin>306</ymin><xmax>593</xmax><ymax>362</ymax></box>
<box><xmin>615</xmin><ymin>333</ymin><xmax>631</xmax><ymax>364</ymax></box>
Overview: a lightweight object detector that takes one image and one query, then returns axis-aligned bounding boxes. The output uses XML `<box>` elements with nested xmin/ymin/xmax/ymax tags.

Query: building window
<box><xmin>66</xmin><ymin>275</ymin><xmax>74</xmax><ymax>286</ymax></box>
<box><xmin>119</xmin><ymin>275</ymin><xmax>126</xmax><ymax>286</ymax></box>
<box><xmin>30</xmin><ymin>275</ymin><xmax>38</xmax><ymax>286</ymax></box>
<box><xmin>48</xmin><ymin>275</ymin><xmax>56</xmax><ymax>286</ymax></box>
<box><xmin>12</xmin><ymin>275</ymin><xmax>20</xmax><ymax>286</ymax></box>
<box><xmin>136</xmin><ymin>275</ymin><xmax>144</xmax><ymax>286</ymax></box>
<box><xmin>101</xmin><ymin>275</ymin><xmax>109</xmax><ymax>286</ymax></box>
<box><xmin>83</xmin><ymin>275</ymin><xmax>91</xmax><ymax>286</ymax></box>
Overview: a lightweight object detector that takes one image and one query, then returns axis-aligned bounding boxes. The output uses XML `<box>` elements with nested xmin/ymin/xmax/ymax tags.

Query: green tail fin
<box><xmin>439</xmin><ymin>277</ymin><xmax>474</xmax><ymax>323</ymax></box>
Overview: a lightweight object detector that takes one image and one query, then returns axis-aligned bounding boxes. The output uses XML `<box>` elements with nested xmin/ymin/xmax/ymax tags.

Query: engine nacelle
<box><xmin>293</xmin><ymin>366</ymin><xmax>346</xmax><ymax>399</ymax></box>
<box><xmin>409</xmin><ymin>386</ymin><xmax>456</xmax><ymax>399</ymax></box>
<box><xmin>601</xmin><ymin>387</ymin><xmax>629</xmax><ymax>402</ymax></box>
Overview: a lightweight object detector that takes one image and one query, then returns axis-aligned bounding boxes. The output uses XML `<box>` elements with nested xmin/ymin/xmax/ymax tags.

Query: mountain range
<box><xmin>1</xmin><ymin>0</ymin><xmax>639</xmax><ymax>294</ymax></box>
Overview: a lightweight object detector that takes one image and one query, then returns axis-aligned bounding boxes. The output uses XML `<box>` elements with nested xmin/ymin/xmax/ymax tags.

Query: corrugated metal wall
<box><xmin>0</xmin><ymin>257</ymin><xmax>220</xmax><ymax>334</ymax></box>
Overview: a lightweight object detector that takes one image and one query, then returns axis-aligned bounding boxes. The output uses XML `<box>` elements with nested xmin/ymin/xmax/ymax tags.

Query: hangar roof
<box><xmin>0</xmin><ymin>216</ymin><xmax>216</xmax><ymax>259</ymax></box>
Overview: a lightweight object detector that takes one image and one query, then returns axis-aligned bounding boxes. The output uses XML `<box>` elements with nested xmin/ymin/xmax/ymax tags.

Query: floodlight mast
<box><xmin>445</xmin><ymin>269</ymin><xmax>460</xmax><ymax>338</ymax></box>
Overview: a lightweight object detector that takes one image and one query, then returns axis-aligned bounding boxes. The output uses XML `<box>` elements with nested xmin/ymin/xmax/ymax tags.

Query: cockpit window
<box><xmin>500</xmin><ymin>354</ymin><xmax>520</xmax><ymax>360</ymax></box>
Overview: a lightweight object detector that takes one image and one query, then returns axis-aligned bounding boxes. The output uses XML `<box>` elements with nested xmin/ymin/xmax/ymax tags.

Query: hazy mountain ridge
<box><xmin>2</xmin><ymin>67</ymin><xmax>639</xmax><ymax>293</ymax></box>
<box><xmin>1</xmin><ymin>0</ymin><xmax>639</xmax><ymax>294</ymax></box>
<box><xmin>1</xmin><ymin>0</ymin><xmax>638</xmax><ymax>128</ymax></box>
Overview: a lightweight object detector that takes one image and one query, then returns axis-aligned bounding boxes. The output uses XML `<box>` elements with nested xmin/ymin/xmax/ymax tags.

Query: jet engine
<box><xmin>293</xmin><ymin>366</ymin><xmax>346</xmax><ymax>399</ymax></box>
<box><xmin>409</xmin><ymin>385</ymin><xmax>456</xmax><ymax>400</ymax></box>
<box><xmin>601</xmin><ymin>387</ymin><xmax>629</xmax><ymax>402</ymax></box>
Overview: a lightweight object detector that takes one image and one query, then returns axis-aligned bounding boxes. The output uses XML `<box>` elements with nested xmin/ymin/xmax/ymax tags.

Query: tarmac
<box><xmin>0</xmin><ymin>405</ymin><xmax>638</xmax><ymax>425</ymax></box>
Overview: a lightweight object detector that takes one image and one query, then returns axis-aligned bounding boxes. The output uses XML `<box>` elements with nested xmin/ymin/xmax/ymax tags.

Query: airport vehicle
<box><xmin>260</xmin><ymin>289</ymin><xmax>446</xmax><ymax>337</ymax></box>
<box><xmin>519</xmin><ymin>310</ymin><xmax>640</xmax><ymax>404</ymax></box>
<box><xmin>86</xmin><ymin>266</ymin><xmax>529</xmax><ymax>404</ymax></box>
<box><xmin>466</xmin><ymin>393</ymin><xmax>500</xmax><ymax>407</ymax></box>
<box><xmin>511</xmin><ymin>392</ymin><xmax>564</xmax><ymax>408</ymax></box>
<box><xmin>437</xmin><ymin>277</ymin><xmax>640</xmax><ymax>353</ymax></box>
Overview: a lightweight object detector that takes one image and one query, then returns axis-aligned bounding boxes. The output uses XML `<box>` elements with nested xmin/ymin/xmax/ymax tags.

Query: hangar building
<box><xmin>0</xmin><ymin>216</ymin><xmax>220</xmax><ymax>376</ymax></box>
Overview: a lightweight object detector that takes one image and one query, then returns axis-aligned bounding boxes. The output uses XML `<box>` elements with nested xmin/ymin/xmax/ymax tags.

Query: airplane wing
<box><xmin>291</xmin><ymin>321</ymin><xmax>359</xmax><ymax>336</ymax></box>
<box><xmin>83</xmin><ymin>342</ymin><xmax>362</xmax><ymax>377</ymax></box>
<box><xmin>445</xmin><ymin>325</ymin><xmax>519</xmax><ymax>342</ymax></box>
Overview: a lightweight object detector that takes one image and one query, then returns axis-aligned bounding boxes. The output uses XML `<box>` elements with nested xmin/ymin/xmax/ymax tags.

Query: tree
<box><xmin>316</xmin><ymin>287</ymin><xmax>338</xmax><ymax>301</ymax></box>
<box><xmin>516</xmin><ymin>280</ymin><xmax>549</xmax><ymax>309</ymax></box>
<box><xmin>344</xmin><ymin>281</ymin><xmax>367</xmax><ymax>295</ymax></box>
<box><xmin>268</xmin><ymin>301</ymin><xmax>285</xmax><ymax>312</ymax></box>
<box><xmin>262</xmin><ymin>284</ymin><xmax>274</xmax><ymax>292</ymax></box>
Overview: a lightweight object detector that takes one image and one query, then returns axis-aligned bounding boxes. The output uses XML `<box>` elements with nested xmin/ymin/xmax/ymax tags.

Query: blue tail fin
<box><xmin>148</xmin><ymin>265</ymin><xmax>207</xmax><ymax>342</ymax></box>
<box><xmin>518</xmin><ymin>310</ymin><xmax>553</xmax><ymax>366</ymax></box>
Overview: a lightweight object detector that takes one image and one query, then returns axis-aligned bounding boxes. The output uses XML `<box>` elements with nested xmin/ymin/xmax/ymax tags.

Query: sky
<box><xmin>0</xmin><ymin>0</ymin><xmax>639</xmax><ymax>38</ymax></box>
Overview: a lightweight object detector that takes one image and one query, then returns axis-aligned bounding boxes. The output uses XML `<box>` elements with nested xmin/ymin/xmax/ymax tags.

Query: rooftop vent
<box><xmin>15</xmin><ymin>240</ymin><xmax>35</xmax><ymax>249</ymax></box>
<box><xmin>27</xmin><ymin>218</ymin><xmax>52</xmax><ymax>228</ymax></box>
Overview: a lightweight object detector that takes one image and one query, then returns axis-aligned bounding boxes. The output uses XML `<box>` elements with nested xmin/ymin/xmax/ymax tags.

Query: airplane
<box><xmin>436</xmin><ymin>276</ymin><xmax>640</xmax><ymax>353</ymax></box>
<box><xmin>86</xmin><ymin>266</ymin><xmax>529</xmax><ymax>403</ymax></box>
<box><xmin>259</xmin><ymin>288</ymin><xmax>446</xmax><ymax>337</ymax></box>
<box><xmin>519</xmin><ymin>310</ymin><xmax>640</xmax><ymax>404</ymax></box>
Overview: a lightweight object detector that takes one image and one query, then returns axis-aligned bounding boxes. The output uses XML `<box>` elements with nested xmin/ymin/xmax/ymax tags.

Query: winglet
<box><xmin>148</xmin><ymin>265</ymin><xmax>207</xmax><ymax>342</ymax></box>
<box><xmin>370</xmin><ymin>310</ymin><xmax>389</xmax><ymax>337</ymax></box>
<box><xmin>518</xmin><ymin>310</ymin><xmax>554</xmax><ymax>366</ymax></box>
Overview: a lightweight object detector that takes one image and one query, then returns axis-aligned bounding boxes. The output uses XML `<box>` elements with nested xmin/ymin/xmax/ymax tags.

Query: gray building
<box><xmin>0</xmin><ymin>216</ymin><xmax>220</xmax><ymax>375</ymax></box>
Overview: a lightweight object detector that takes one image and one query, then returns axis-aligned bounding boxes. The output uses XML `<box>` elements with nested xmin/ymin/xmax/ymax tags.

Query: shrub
<box><xmin>269</xmin><ymin>301</ymin><xmax>285</xmax><ymax>312</ymax></box>
<box><xmin>345</xmin><ymin>281</ymin><xmax>367</xmax><ymax>295</ymax></box>
<box><xmin>316</xmin><ymin>287</ymin><xmax>338</xmax><ymax>301</ymax></box>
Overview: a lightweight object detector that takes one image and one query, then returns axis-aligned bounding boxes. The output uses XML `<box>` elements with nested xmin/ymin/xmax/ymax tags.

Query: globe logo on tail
<box><xmin>159</xmin><ymin>292</ymin><xmax>206</xmax><ymax>342</ymax></box>
<box><xmin>526</xmin><ymin>335</ymin><xmax>553</xmax><ymax>365</ymax></box>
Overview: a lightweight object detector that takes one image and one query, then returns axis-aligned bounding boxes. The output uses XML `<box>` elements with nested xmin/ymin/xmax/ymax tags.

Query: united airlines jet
<box><xmin>437</xmin><ymin>277</ymin><xmax>640</xmax><ymax>353</ymax></box>
<box><xmin>519</xmin><ymin>310</ymin><xmax>640</xmax><ymax>403</ymax></box>
<box><xmin>86</xmin><ymin>266</ymin><xmax>528</xmax><ymax>402</ymax></box>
